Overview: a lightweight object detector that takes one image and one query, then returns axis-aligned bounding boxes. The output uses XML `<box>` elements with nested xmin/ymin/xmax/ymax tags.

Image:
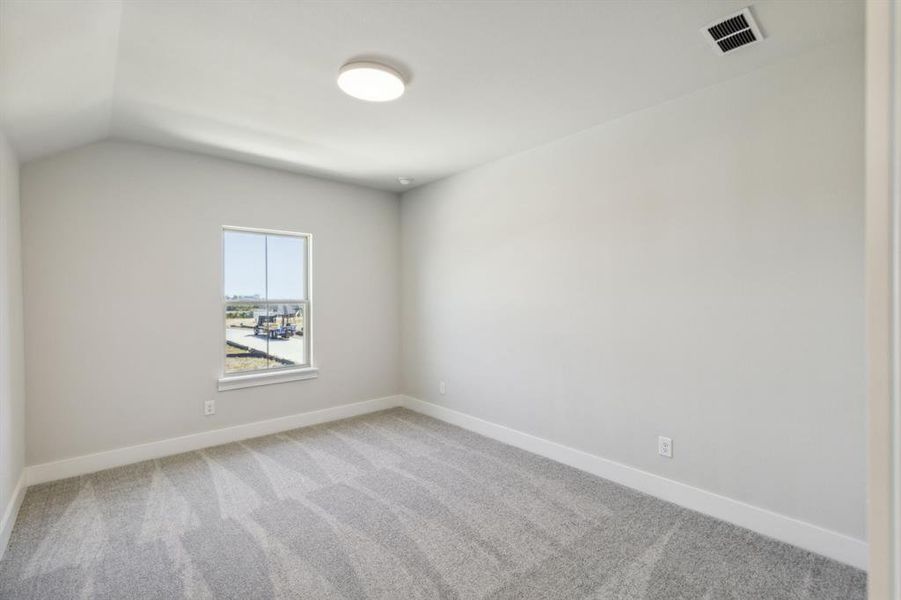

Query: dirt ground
<box><xmin>224</xmin><ymin>343</ymin><xmax>269</xmax><ymax>372</ymax></box>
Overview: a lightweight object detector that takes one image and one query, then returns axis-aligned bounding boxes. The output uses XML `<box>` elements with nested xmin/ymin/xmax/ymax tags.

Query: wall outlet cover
<box><xmin>658</xmin><ymin>436</ymin><xmax>673</xmax><ymax>458</ymax></box>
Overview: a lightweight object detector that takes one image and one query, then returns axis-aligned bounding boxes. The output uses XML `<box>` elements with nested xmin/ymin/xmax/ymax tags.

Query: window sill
<box><xmin>218</xmin><ymin>367</ymin><xmax>319</xmax><ymax>391</ymax></box>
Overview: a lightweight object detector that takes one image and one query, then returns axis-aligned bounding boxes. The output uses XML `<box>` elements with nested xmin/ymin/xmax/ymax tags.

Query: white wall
<box><xmin>401</xmin><ymin>39</ymin><xmax>866</xmax><ymax>541</ymax></box>
<box><xmin>0</xmin><ymin>130</ymin><xmax>25</xmax><ymax>520</ymax></box>
<box><xmin>22</xmin><ymin>141</ymin><xmax>400</xmax><ymax>465</ymax></box>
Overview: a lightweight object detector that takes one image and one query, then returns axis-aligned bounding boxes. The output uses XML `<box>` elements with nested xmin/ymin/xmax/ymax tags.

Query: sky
<box><xmin>224</xmin><ymin>231</ymin><xmax>306</xmax><ymax>299</ymax></box>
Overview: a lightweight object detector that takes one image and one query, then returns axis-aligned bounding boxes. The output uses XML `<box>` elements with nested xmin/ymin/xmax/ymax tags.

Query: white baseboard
<box><xmin>26</xmin><ymin>395</ymin><xmax>404</xmax><ymax>486</ymax></box>
<box><xmin>0</xmin><ymin>471</ymin><xmax>27</xmax><ymax>560</ymax></box>
<box><xmin>17</xmin><ymin>393</ymin><xmax>868</xmax><ymax>570</ymax></box>
<box><xmin>399</xmin><ymin>395</ymin><xmax>868</xmax><ymax>571</ymax></box>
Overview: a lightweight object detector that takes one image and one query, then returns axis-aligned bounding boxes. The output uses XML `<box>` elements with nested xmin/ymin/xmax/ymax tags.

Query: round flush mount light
<box><xmin>397</xmin><ymin>176</ymin><xmax>414</xmax><ymax>186</ymax></box>
<box><xmin>337</xmin><ymin>61</ymin><xmax>406</xmax><ymax>102</ymax></box>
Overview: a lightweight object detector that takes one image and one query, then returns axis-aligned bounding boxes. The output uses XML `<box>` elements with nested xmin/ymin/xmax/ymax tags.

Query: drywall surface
<box><xmin>22</xmin><ymin>141</ymin><xmax>400</xmax><ymax>465</ymax></box>
<box><xmin>0</xmin><ymin>130</ymin><xmax>25</xmax><ymax>512</ymax></box>
<box><xmin>401</xmin><ymin>39</ymin><xmax>866</xmax><ymax>540</ymax></box>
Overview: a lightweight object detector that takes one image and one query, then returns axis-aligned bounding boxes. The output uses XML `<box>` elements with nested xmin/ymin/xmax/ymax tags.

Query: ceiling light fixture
<box><xmin>397</xmin><ymin>177</ymin><xmax>414</xmax><ymax>186</ymax></box>
<box><xmin>337</xmin><ymin>61</ymin><xmax>406</xmax><ymax>102</ymax></box>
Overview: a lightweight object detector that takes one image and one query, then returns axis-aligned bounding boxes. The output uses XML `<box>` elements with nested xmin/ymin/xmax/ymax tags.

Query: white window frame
<box><xmin>218</xmin><ymin>225</ymin><xmax>317</xmax><ymax>391</ymax></box>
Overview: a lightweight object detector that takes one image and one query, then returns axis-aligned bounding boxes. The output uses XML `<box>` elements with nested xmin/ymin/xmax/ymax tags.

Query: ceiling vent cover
<box><xmin>702</xmin><ymin>8</ymin><xmax>763</xmax><ymax>54</ymax></box>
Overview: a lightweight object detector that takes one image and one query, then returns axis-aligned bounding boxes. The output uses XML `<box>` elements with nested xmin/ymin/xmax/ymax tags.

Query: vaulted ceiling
<box><xmin>0</xmin><ymin>0</ymin><xmax>863</xmax><ymax>191</ymax></box>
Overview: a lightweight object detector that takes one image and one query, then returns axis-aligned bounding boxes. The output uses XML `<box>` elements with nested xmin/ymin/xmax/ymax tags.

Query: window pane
<box><xmin>224</xmin><ymin>301</ymin><xmax>269</xmax><ymax>373</ymax></box>
<box><xmin>224</xmin><ymin>231</ymin><xmax>266</xmax><ymax>301</ymax></box>
<box><xmin>265</xmin><ymin>303</ymin><xmax>305</xmax><ymax>367</ymax></box>
<box><xmin>223</xmin><ymin>229</ymin><xmax>308</xmax><ymax>375</ymax></box>
<box><xmin>267</xmin><ymin>235</ymin><xmax>306</xmax><ymax>300</ymax></box>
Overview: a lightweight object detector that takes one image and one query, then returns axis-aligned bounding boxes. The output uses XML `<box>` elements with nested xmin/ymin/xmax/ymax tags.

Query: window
<box><xmin>220</xmin><ymin>226</ymin><xmax>315</xmax><ymax>390</ymax></box>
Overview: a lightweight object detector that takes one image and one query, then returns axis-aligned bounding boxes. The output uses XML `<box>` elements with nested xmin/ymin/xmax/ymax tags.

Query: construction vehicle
<box><xmin>253</xmin><ymin>310</ymin><xmax>300</xmax><ymax>339</ymax></box>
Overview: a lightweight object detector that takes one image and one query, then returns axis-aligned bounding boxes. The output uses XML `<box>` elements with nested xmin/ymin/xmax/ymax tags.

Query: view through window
<box><xmin>223</xmin><ymin>228</ymin><xmax>310</xmax><ymax>375</ymax></box>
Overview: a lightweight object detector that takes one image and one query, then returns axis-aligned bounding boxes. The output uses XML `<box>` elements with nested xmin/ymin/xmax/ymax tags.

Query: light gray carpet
<box><xmin>0</xmin><ymin>408</ymin><xmax>865</xmax><ymax>599</ymax></box>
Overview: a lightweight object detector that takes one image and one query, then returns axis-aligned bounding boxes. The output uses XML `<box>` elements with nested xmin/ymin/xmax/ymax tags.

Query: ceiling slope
<box><xmin>0</xmin><ymin>0</ymin><xmax>121</xmax><ymax>160</ymax></box>
<box><xmin>0</xmin><ymin>0</ymin><xmax>863</xmax><ymax>191</ymax></box>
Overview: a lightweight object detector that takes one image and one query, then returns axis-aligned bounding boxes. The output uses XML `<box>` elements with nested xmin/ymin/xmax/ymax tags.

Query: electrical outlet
<box><xmin>439</xmin><ymin>381</ymin><xmax>446</xmax><ymax>395</ymax></box>
<box><xmin>658</xmin><ymin>436</ymin><xmax>672</xmax><ymax>458</ymax></box>
<box><xmin>204</xmin><ymin>399</ymin><xmax>215</xmax><ymax>416</ymax></box>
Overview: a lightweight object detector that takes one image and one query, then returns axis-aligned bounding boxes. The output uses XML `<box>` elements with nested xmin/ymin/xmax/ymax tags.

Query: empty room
<box><xmin>1</xmin><ymin>0</ymin><xmax>899</xmax><ymax>598</ymax></box>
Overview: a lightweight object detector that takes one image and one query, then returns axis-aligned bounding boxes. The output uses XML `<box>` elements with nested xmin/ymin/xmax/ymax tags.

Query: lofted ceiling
<box><xmin>0</xmin><ymin>0</ymin><xmax>863</xmax><ymax>191</ymax></box>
